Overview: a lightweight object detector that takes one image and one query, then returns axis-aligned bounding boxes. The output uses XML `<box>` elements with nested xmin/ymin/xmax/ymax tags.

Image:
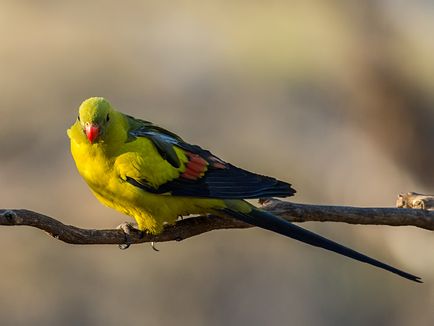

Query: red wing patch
<box><xmin>180</xmin><ymin>152</ymin><xmax>228</xmax><ymax>180</ymax></box>
<box><xmin>180</xmin><ymin>152</ymin><xmax>209</xmax><ymax>180</ymax></box>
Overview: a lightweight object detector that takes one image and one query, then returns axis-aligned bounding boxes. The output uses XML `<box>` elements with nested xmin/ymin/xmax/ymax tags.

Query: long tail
<box><xmin>221</xmin><ymin>204</ymin><xmax>421</xmax><ymax>283</ymax></box>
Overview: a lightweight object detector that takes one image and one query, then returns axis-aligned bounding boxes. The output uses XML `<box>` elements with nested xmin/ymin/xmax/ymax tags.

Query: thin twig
<box><xmin>1</xmin><ymin>198</ymin><xmax>433</xmax><ymax>246</ymax></box>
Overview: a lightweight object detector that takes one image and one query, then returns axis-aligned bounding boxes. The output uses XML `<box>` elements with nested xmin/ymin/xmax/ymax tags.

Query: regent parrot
<box><xmin>68</xmin><ymin>97</ymin><xmax>421</xmax><ymax>282</ymax></box>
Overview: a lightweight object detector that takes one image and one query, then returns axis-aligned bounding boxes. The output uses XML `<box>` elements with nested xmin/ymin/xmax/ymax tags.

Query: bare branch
<box><xmin>1</xmin><ymin>197</ymin><xmax>433</xmax><ymax>246</ymax></box>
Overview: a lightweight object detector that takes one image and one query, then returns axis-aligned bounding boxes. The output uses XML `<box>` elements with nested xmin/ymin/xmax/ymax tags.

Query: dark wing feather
<box><xmin>127</xmin><ymin>116</ymin><xmax>183</xmax><ymax>168</ymax></box>
<box><xmin>139</xmin><ymin>162</ymin><xmax>295</xmax><ymax>199</ymax></box>
<box><xmin>126</xmin><ymin>117</ymin><xmax>296</xmax><ymax>199</ymax></box>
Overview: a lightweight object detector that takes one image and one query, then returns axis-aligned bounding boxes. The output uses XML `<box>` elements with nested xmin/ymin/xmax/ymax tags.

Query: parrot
<box><xmin>67</xmin><ymin>97</ymin><xmax>421</xmax><ymax>283</ymax></box>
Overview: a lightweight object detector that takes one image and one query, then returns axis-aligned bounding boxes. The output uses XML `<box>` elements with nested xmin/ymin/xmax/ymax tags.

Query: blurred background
<box><xmin>0</xmin><ymin>1</ymin><xmax>433</xmax><ymax>325</ymax></box>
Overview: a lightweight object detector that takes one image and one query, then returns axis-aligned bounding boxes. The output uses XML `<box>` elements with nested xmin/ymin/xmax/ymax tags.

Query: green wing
<box><xmin>126</xmin><ymin>115</ymin><xmax>184</xmax><ymax>168</ymax></box>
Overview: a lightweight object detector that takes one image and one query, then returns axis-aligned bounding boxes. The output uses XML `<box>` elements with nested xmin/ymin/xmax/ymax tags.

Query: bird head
<box><xmin>77</xmin><ymin>97</ymin><xmax>113</xmax><ymax>144</ymax></box>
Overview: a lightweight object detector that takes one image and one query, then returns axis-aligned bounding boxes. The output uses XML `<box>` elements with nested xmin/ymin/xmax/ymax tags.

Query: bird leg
<box><xmin>116</xmin><ymin>222</ymin><xmax>143</xmax><ymax>250</ymax></box>
<box><xmin>116</xmin><ymin>222</ymin><xmax>160</xmax><ymax>251</ymax></box>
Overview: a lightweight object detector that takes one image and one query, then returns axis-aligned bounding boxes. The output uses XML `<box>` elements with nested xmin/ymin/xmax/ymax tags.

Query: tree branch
<box><xmin>1</xmin><ymin>197</ymin><xmax>433</xmax><ymax>246</ymax></box>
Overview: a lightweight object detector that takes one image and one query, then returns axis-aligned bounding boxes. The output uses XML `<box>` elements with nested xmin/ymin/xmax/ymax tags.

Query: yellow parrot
<box><xmin>68</xmin><ymin>97</ymin><xmax>421</xmax><ymax>282</ymax></box>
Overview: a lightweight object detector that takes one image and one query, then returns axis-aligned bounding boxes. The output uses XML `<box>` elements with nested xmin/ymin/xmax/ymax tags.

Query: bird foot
<box><xmin>116</xmin><ymin>222</ymin><xmax>160</xmax><ymax>251</ymax></box>
<box><xmin>150</xmin><ymin>241</ymin><xmax>160</xmax><ymax>252</ymax></box>
<box><xmin>258</xmin><ymin>198</ymin><xmax>272</xmax><ymax>205</ymax></box>
<box><xmin>116</xmin><ymin>222</ymin><xmax>143</xmax><ymax>250</ymax></box>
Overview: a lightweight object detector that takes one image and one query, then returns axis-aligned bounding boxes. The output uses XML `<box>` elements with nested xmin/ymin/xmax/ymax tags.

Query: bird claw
<box><xmin>151</xmin><ymin>241</ymin><xmax>160</xmax><ymax>252</ymax></box>
<box><xmin>117</xmin><ymin>222</ymin><xmax>158</xmax><ymax>251</ymax></box>
<box><xmin>258</xmin><ymin>198</ymin><xmax>272</xmax><ymax>205</ymax></box>
<box><xmin>116</xmin><ymin>222</ymin><xmax>160</xmax><ymax>251</ymax></box>
<box><xmin>119</xmin><ymin>243</ymin><xmax>130</xmax><ymax>250</ymax></box>
<box><xmin>117</xmin><ymin>222</ymin><xmax>140</xmax><ymax>250</ymax></box>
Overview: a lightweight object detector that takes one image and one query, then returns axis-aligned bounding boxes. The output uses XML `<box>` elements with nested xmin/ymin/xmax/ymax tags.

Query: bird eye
<box><xmin>77</xmin><ymin>115</ymin><xmax>80</xmax><ymax>121</ymax></box>
<box><xmin>106</xmin><ymin>114</ymin><xmax>110</xmax><ymax>122</ymax></box>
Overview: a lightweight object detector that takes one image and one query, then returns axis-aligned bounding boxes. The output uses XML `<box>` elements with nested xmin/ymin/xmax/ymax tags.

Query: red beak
<box><xmin>85</xmin><ymin>123</ymin><xmax>100</xmax><ymax>144</ymax></box>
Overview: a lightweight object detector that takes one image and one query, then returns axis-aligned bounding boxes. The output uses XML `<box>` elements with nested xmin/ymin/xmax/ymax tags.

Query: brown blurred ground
<box><xmin>0</xmin><ymin>1</ymin><xmax>433</xmax><ymax>325</ymax></box>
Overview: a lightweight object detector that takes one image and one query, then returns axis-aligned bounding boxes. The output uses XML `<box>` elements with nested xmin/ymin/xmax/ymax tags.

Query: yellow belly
<box><xmin>91</xmin><ymin>182</ymin><xmax>224</xmax><ymax>234</ymax></box>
